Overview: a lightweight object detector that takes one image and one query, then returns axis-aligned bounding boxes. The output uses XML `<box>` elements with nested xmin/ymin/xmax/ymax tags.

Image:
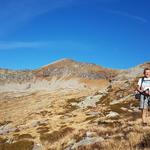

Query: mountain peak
<box><xmin>51</xmin><ymin>58</ymin><xmax>75</xmax><ymax>64</ymax></box>
<box><xmin>41</xmin><ymin>58</ymin><xmax>75</xmax><ymax>68</ymax></box>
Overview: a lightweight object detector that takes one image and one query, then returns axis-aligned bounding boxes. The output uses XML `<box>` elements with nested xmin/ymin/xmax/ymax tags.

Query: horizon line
<box><xmin>0</xmin><ymin>58</ymin><xmax>148</xmax><ymax>71</ymax></box>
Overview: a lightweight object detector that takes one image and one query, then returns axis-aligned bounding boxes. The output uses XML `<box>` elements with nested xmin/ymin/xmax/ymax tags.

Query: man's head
<box><xmin>144</xmin><ymin>68</ymin><xmax>150</xmax><ymax>78</ymax></box>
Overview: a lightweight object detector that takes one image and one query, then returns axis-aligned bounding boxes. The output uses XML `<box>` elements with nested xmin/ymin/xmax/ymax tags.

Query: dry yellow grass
<box><xmin>1</xmin><ymin>78</ymin><xmax>150</xmax><ymax>150</ymax></box>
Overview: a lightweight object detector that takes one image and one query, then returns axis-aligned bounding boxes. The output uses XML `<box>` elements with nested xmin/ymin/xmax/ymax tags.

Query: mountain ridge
<box><xmin>0</xmin><ymin>58</ymin><xmax>115</xmax><ymax>93</ymax></box>
<box><xmin>0</xmin><ymin>59</ymin><xmax>149</xmax><ymax>93</ymax></box>
<box><xmin>1</xmin><ymin>58</ymin><xmax>149</xmax><ymax>71</ymax></box>
<box><xmin>0</xmin><ymin>58</ymin><xmax>118</xmax><ymax>81</ymax></box>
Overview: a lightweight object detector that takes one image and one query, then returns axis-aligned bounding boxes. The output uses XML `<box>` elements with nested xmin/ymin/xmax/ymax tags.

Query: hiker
<box><xmin>137</xmin><ymin>68</ymin><xmax>150</xmax><ymax>125</ymax></box>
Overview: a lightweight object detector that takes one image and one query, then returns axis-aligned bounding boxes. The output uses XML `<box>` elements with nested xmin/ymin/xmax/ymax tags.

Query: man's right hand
<box><xmin>137</xmin><ymin>86</ymin><xmax>145</xmax><ymax>92</ymax></box>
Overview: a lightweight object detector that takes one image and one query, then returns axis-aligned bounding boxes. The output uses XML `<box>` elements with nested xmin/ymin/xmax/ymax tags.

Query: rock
<box><xmin>120</xmin><ymin>107</ymin><xmax>128</xmax><ymax>111</ymax></box>
<box><xmin>130</xmin><ymin>107</ymin><xmax>140</xmax><ymax>112</ymax></box>
<box><xmin>86</xmin><ymin>111</ymin><xmax>101</xmax><ymax>116</ymax></box>
<box><xmin>128</xmin><ymin>109</ymin><xmax>133</xmax><ymax>112</ymax></box>
<box><xmin>110</xmin><ymin>100</ymin><xmax>119</xmax><ymax>105</ymax></box>
<box><xmin>32</xmin><ymin>143</ymin><xmax>43</xmax><ymax>150</ymax></box>
<box><xmin>67</xmin><ymin>139</ymin><xmax>76</xmax><ymax>146</ymax></box>
<box><xmin>0</xmin><ymin>123</ymin><xmax>17</xmax><ymax>135</ymax></box>
<box><xmin>86</xmin><ymin>131</ymin><xmax>97</xmax><ymax>138</ymax></box>
<box><xmin>69</xmin><ymin>86</ymin><xmax>110</xmax><ymax>109</ymax></box>
<box><xmin>68</xmin><ymin>137</ymin><xmax>104</xmax><ymax>149</ymax></box>
<box><xmin>19</xmin><ymin>119</ymin><xmax>48</xmax><ymax>130</ymax></box>
<box><xmin>77</xmin><ymin>95</ymin><xmax>102</xmax><ymax>109</ymax></box>
<box><xmin>106</xmin><ymin>111</ymin><xmax>119</xmax><ymax>118</ymax></box>
<box><xmin>110</xmin><ymin>95</ymin><xmax>132</xmax><ymax>105</ymax></box>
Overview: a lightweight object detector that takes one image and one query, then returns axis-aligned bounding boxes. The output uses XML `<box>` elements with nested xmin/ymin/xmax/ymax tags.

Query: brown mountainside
<box><xmin>0</xmin><ymin>59</ymin><xmax>118</xmax><ymax>93</ymax></box>
<box><xmin>0</xmin><ymin>60</ymin><xmax>150</xmax><ymax>150</ymax></box>
<box><xmin>0</xmin><ymin>58</ymin><xmax>118</xmax><ymax>81</ymax></box>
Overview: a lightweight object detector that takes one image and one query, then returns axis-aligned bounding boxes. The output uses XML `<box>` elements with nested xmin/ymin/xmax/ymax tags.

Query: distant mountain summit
<box><xmin>35</xmin><ymin>58</ymin><xmax>117</xmax><ymax>80</ymax></box>
<box><xmin>0</xmin><ymin>58</ymin><xmax>117</xmax><ymax>82</ymax></box>
<box><xmin>41</xmin><ymin>58</ymin><xmax>75</xmax><ymax>67</ymax></box>
<box><xmin>0</xmin><ymin>58</ymin><xmax>114</xmax><ymax>92</ymax></box>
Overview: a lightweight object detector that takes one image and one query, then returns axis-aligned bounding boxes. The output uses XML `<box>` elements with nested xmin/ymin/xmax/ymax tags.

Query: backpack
<box><xmin>135</xmin><ymin>77</ymin><xmax>144</xmax><ymax>100</ymax></box>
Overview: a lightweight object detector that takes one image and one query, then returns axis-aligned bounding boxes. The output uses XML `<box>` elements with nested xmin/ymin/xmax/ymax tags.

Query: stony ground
<box><xmin>1</xmin><ymin>82</ymin><xmax>150</xmax><ymax>150</ymax></box>
<box><xmin>0</xmin><ymin>60</ymin><xmax>150</xmax><ymax>150</ymax></box>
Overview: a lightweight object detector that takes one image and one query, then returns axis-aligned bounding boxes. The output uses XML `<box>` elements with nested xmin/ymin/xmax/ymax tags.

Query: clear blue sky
<box><xmin>0</xmin><ymin>0</ymin><xmax>150</xmax><ymax>70</ymax></box>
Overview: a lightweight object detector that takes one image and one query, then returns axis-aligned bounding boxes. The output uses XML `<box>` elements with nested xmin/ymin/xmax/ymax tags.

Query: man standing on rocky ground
<box><xmin>137</xmin><ymin>68</ymin><xmax>150</xmax><ymax>126</ymax></box>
